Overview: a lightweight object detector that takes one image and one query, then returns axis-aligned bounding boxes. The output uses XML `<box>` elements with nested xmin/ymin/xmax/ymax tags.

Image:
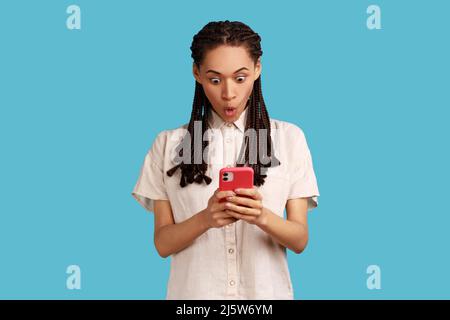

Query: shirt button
<box><xmin>228</xmin><ymin>248</ymin><xmax>234</xmax><ymax>254</ymax></box>
<box><xmin>225</xmin><ymin>138</ymin><xmax>232</xmax><ymax>143</ymax></box>
<box><xmin>227</xmin><ymin>123</ymin><xmax>233</xmax><ymax>127</ymax></box>
<box><xmin>229</xmin><ymin>280</ymin><xmax>235</xmax><ymax>286</ymax></box>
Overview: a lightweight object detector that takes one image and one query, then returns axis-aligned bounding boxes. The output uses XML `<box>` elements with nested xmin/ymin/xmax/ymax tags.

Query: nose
<box><xmin>221</xmin><ymin>80</ymin><xmax>236</xmax><ymax>101</ymax></box>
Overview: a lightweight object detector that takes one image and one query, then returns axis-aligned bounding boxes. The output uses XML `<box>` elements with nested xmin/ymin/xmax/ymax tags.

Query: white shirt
<box><xmin>131</xmin><ymin>106</ymin><xmax>320</xmax><ymax>299</ymax></box>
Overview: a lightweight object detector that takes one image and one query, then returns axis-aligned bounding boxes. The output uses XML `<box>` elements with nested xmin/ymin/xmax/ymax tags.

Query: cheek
<box><xmin>233</xmin><ymin>82</ymin><xmax>253</xmax><ymax>105</ymax></box>
<box><xmin>244</xmin><ymin>82</ymin><xmax>254</xmax><ymax>98</ymax></box>
<box><xmin>203</xmin><ymin>85</ymin><xmax>220</xmax><ymax>102</ymax></box>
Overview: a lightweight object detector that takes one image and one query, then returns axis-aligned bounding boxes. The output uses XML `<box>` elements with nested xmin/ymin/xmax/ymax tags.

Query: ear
<box><xmin>254</xmin><ymin>57</ymin><xmax>262</xmax><ymax>80</ymax></box>
<box><xmin>192</xmin><ymin>63</ymin><xmax>202</xmax><ymax>84</ymax></box>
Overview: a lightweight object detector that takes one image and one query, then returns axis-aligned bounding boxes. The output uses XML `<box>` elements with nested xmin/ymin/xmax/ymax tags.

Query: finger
<box><xmin>215</xmin><ymin>190</ymin><xmax>236</xmax><ymax>201</ymax></box>
<box><xmin>222</xmin><ymin>210</ymin><xmax>240</xmax><ymax>218</ymax></box>
<box><xmin>225</xmin><ymin>210</ymin><xmax>255</xmax><ymax>222</ymax></box>
<box><xmin>213</xmin><ymin>201</ymin><xmax>235</xmax><ymax>212</ymax></box>
<box><xmin>219</xmin><ymin>218</ymin><xmax>237</xmax><ymax>226</ymax></box>
<box><xmin>226</xmin><ymin>195</ymin><xmax>262</xmax><ymax>209</ymax></box>
<box><xmin>234</xmin><ymin>187</ymin><xmax>262</xmax><ymax>200</ymax></box>
<box><xmin>224</xmin><ymin>203</ymin><xmax>260</xmax><ymax>216</ymax></box>
<box><xmin>224</xmin><ymin>209</ymin><xmax>245</xmax><ymax>220</ymax></box>
<box><xmin>214</xmin><ymin>211</ymin><xmax>238</xmax><ymax>219</ymax></box>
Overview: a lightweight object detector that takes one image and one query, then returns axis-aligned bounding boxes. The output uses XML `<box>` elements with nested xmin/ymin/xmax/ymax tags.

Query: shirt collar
<box><xmin>207</xmin><ymin>105</ymin><xmax>248</xmax><ymax>133</ymax></box>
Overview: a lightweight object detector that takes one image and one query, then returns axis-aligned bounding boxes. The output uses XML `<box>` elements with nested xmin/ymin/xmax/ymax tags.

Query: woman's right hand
<box><xmin>202</xmin><ymin>188</ymin><xmax>238</xmax><ymax>229</ymax></box>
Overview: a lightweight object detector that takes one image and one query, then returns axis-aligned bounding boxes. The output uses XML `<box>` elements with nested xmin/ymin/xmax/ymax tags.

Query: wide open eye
<box><xmin>236</xmin><ymin>76</ymin><xmax>246</xmax><ymax>83</ymax></box>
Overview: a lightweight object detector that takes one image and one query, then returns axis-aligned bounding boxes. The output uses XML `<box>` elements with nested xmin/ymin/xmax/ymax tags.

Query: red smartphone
<box><xmin>219</xmin><ymin>167</ymin><xmax>254</xmax><ymax>203</ymax></box>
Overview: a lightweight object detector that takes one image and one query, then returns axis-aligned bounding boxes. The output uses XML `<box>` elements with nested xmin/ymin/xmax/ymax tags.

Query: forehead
<box><xmin>202</xmin><ymin>45</ymin><xmax>253</xmax><ymax>73</ymax></box>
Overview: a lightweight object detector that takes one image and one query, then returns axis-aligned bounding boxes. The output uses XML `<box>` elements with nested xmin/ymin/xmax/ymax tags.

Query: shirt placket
<box><xmin>225</xmin><ymin>222</ymin><xmax>237</xmax><ymax>297</ymax></box>
<box><xmin>223</xmin><ymin>123</ymin><xmax>235</xmax><ymax>166</ymax></box>
<box><xmin>223</xmin><ymin>122</ymin><xmax>238</xmax><ymax>297</ymax></box>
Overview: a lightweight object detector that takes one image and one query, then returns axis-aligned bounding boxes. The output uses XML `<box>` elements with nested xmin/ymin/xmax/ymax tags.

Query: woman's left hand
<box><xmin>224</xmin><ymin>187</ymin><xmax>268</xmax><ymax>226</ymax></box>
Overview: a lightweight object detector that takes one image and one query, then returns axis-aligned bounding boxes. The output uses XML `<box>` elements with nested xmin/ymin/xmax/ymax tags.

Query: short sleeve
<box><xmin>286</xmin><ymin>125</ymin><xmax>320</xmax><ymax>212</ymax></box>
<box><xmin>131</xmin><ymin>131</ymin><xmax>169</xmax><ymax>213</ymax></box>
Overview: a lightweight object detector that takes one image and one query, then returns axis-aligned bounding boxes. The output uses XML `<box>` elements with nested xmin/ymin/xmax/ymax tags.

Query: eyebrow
<box><xmin>205</xmin><ymin>67</ymin><xmax>249</xmax><ymax>75</ymax></box>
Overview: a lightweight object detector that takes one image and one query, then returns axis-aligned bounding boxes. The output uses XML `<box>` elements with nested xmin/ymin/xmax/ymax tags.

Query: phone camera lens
<box><xmin>223</xmin><ymin>177</ymin><xmax>228</xmax><ymax>181</ymax></box>
<box><xmin>223</xmin><ymin>172</ymin><xmax>229</xmax><ymax>176</ymax></box>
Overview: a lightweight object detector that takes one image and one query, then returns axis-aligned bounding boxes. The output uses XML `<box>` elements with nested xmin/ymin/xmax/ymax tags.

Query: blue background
<box><xmin>1</xmin><ymin>0</ymin><xmax>449</xmax><ymax>299</ymax></box>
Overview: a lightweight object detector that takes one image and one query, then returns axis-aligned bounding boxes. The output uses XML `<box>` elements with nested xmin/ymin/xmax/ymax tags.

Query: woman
<box><xmin>132</xmin><ymin>20</ymin><xmax>320</xmax><ymax>300</ymax></box>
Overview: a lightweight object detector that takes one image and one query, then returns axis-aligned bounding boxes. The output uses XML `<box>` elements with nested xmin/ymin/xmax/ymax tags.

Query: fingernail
<box><xmin>234</xmin><ymin>189</ymin><xmax>240</xmax><ymax>193</ymax></box>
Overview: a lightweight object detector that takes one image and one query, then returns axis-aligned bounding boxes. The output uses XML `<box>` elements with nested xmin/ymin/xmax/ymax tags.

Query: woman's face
<box><xmin>193</xmin><ymin>45</ymin><xmax>261</xmax><ymax>123</ymax></box>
